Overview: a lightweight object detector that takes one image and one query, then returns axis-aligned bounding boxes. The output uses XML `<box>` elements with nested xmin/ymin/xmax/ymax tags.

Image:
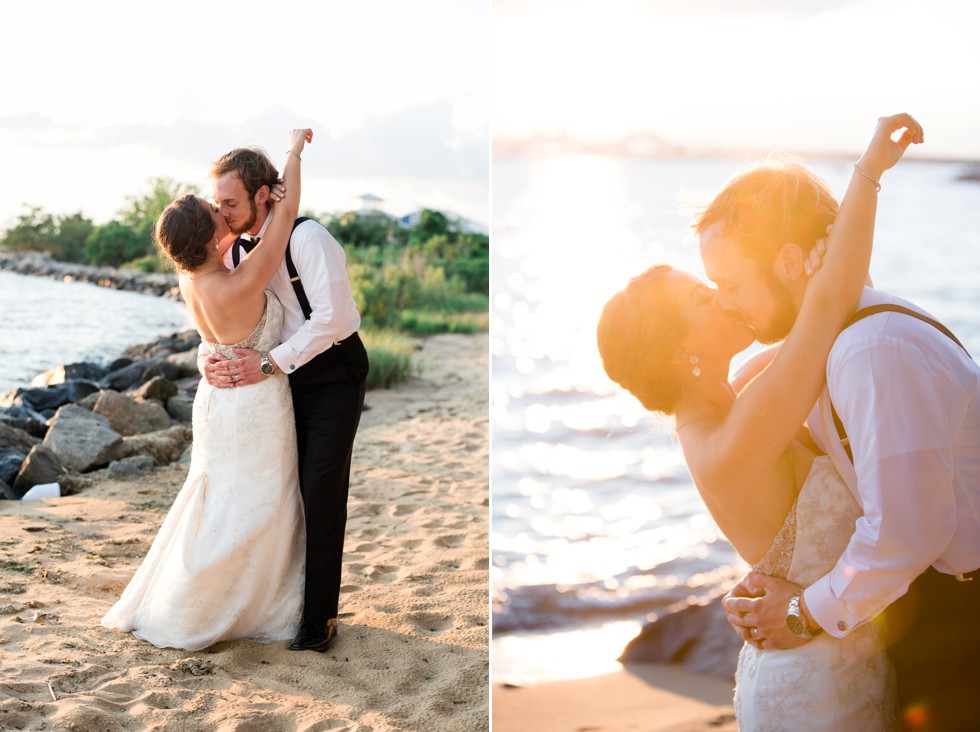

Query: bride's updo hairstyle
<box><xmin>155</xmin><ymin>195</ymin><xmax>216</xmax><ymax>272</ymax></box>
<box><xmin>597</xmin><ymin>264</ymin><xmax>688</xmax><ymax>416</ymax></box>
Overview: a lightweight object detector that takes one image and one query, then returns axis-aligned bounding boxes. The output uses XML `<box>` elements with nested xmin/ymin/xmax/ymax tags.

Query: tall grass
<box><xmin>361</xmin><ymin>329</ymin><xmax>417</xmax><ymax>390</ymax></box>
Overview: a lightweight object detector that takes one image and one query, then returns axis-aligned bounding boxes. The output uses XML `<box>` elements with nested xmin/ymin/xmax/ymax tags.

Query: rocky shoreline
<box><xmin>0</xmin><ymin>329</ymin><xmax>202</xmax><ymax>499</ymax></box>
<box><xmin>0</xmin><ymin>249</ymin><xmax>179</xmax><ymax>298</ymax></box>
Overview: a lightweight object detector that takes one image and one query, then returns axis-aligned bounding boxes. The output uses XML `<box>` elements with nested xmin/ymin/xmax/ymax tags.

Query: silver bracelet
<box><xmin>287</xmin><ymin>150</ymin><xmax>302</xmax><ymax>161</ymax></box>
<box><xmin>853</xmin><ymin>163</ymin><xmax>881</xmax><ymax>192</ymax></box>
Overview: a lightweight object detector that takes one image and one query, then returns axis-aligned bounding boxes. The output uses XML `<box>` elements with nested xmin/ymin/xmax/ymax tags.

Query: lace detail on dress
<box><xmin>733</xmin><ymin>456</ymin><xmax>897</xmax><ymax>731</ymax></box>
<box><xmin>752</xmin><ymin>498</ymin><xmax>797</xmax><ymax>580</ymax></box>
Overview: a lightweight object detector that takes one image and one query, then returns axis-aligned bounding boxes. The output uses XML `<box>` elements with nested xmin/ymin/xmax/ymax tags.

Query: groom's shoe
<box><xmin>288</xmin><ymin>618</ymin><xmax>338</xmax><ymax>652</ymax></box>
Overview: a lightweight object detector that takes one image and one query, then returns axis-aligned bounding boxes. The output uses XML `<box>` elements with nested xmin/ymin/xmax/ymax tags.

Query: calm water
<box><xmin>490</xmin><ymin>155</ymin><xmax>980</xmax><ymax>684</ymax></box>
<box><xmin>0</xmin><ymin>271</ymin><xmax>193</xmax><ymax>393</ymax></box>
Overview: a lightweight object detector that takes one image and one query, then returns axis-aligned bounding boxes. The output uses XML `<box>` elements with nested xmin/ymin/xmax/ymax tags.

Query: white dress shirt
<box><xmin>199</xmin><ymin>210</ymin><xmax>361</xmax><ymax>372</ymax></box>
<box><xmin>803</xmin><ymin>287</ymin><xmax>980</xmax><ymax>638</ymax></box>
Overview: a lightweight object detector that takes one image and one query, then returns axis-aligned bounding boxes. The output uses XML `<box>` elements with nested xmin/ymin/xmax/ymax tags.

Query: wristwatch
<box><xmin>259</xmin><ymin>353</ymin><xmax>276</xmax><ymax>376</ymax></box>
<box><xmin>786</xmin><ymin>591</ymin><xmax>820</xmax><ymax>638</ymax></box>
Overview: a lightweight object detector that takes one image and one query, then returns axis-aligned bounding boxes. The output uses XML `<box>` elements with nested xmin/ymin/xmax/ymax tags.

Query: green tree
<box><xmin>118</xmin><ymin>177</ymin><xmax>197</xmax><ymax>252</ymax></box>
<box><xmin>85</xmin><ymin>221</ymin><xmax>147</xmax><ymax>267</ymax></box>
<box><xmin>409</xmin><ymin>209</ymin><xmax>456</xmax><ymax>245</ymax></box>
<box><xmin>323</xmin><ymin>211</ymin><xmax>406</xmax><ymax>248</ymax></box>
<box><xmin>50</xmin><ymin>212</ymin><xmax>94</xmax><ymax>262</ymax></box>
<box><xmin>1</xmin><ymin>205</ymin><xmax>56</xmax><ymax>252</ymax></box>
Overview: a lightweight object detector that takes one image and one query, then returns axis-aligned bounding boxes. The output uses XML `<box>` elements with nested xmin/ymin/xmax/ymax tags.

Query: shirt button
<box><xmin>836</xmin><ymin>620</ymin><xmax>848</xmax><ymax>632</ymax></box>
<box><xmin>289</xmin><ymin>364</ymin><xmax>296</xmax><ymax>370</ymax></box>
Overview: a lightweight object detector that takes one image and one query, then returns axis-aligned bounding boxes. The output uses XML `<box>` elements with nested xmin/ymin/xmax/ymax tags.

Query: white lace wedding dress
<box><xmin>734</xmin><ymin>456</ymin><xmax>897</xmax><ymax>731</ymax></box>
<box><xmin>101</xmin><ymin>292</ymin><xmax>305</xmax><ymax>650</ymax></box>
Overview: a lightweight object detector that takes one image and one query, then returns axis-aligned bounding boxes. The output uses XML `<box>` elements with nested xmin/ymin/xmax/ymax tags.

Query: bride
<box><xmin>597</xmin><ymin>114</ymin><xmax>922</xmax><ymax>729</ymax></box>
<box><xmin>101</xmin><ymin>128</ymin><xmax>313</xmax><ymax>650</ymax></box>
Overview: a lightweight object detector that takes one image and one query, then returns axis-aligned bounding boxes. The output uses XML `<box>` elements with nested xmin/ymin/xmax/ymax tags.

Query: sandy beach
<box><xmin>0</xmin><ymin>333</ymin><xmax>489</xmax><ymax>731</ymax></box>
<box><xmin>492</xmin><ymin>665</ymin><xmax>737</xmax><ymax>732</ymax></box>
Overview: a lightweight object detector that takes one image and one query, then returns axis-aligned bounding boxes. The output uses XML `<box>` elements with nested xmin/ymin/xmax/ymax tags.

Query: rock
<box><xmin>0</xmin><ymin>422</ymin><xmax>40</xmax><ymax>453</ymax></box>
<box><xmin>92</xmin><ymin>390</ymin><xmax>171</xmax><ymax>436</ymax></box>
<box><xmin>131</xmin><ymin>376</ymin><xmax>179</xmax><ymax>403</ymax></box>
<box><xmin>42</xmin><ymin>405</ymin><xmax>122</xmax><ymax>472</ymax></box>
<box><xmin>0</xmin><ymin>405</ymin><xmax>50</xmax><ymax>438</ymax></box>
<box><xmin>111</xmin><ymin>425</ymin><xmax>193</xmax><ymax>466</ymax></box>
<box><xmin>107</xmin><ymin>357</ymin><xmax>133</xmax><ymax>372</ymax></box>
<box><xmin>12</xmin><ymin>445</ymin><xmax>67</xmax><ymax>496</ymax></box>
<box><xmin>3</xmin><ymin>381</ymin><xmax>101</xmax><ymax>414</ymax></box>
<box><xmin>166</xmin><ymin>395</ymin><xmax>195</xmax><ymax>423</ymax></box>
<box><xmin>104</xmin><ymin>356</ymin><xmax>182</xmax><ymax>392</ymax></box>
<box><xmin>122</xmin><ymin>331</ymin><xmax>201</xmax><ymax>361</ymax></box>
<box><xmin>0</xmin><ymin>477</ymin><xmax>18</xmax><ymax>500</ymax></box>
<box><xmin>166</xmin><ymin>348</ymin><xmax>201</xmax><ymax>378</ymax></box>
<box><xmin>618</xmin><ymin>593</ymin><xmax>742</xmax><ymax>681</ymax></box>
<box><xmin>105</xmin><ymin>455</ymin><xmax>156</xmax><ymax>480</ymax></box>
<box><xmin>31</xmin><ymin>362</ymin><xmax>108</xmax><ymax>387</ymax></box>
<box><xmin>0</xmin><ymin>449</ymin><xmax>27</xmax><ymax>485</ymax></box>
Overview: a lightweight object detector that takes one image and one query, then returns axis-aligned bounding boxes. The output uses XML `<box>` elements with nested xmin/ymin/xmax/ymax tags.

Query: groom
<box><xmin>197</xmin><ymin>145</ymin><xmax>369</xmax><ymax>653</ymax></box>
<box><xmin>698</xmin><ymin>123</ymin><xmax>979</xmax><ymax>729</ymax></box>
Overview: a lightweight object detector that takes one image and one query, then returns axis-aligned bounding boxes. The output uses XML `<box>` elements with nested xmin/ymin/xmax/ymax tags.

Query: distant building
<box><xmin>358</xmin><ymin>193</ymin><xmax>384</xmax><ymax>212</ymax></box>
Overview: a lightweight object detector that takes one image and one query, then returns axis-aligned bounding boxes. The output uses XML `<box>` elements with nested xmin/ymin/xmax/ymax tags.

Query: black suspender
<box><xmin>284</xmin><ymin>217</ymin><xmax>313</xmax><ymax>320</ymax></box>
<box><xmin>231</xmin><ymin>216</ymin><xmax>313</xmax><ymax>321</ymax></box>
<box><xmin>830</xmin><ymin>305</ymin><xmax>971</xmax><ymax>463</ymax></box>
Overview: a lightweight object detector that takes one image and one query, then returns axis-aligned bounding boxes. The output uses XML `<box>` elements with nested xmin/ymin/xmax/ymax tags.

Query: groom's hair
<box><xmin>692</xmin><ymin>156</ymin><xmax>839</xmax><ymax>272</ymax></box>
<box><xmin>211</xmin><ymin>147</ymin><xmax>280</xmax><ymax>200</ymax></box>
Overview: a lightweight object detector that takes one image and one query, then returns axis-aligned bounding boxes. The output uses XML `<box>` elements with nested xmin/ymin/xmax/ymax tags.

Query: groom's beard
<box><xmin>753</xmin><ymin>275</ymin><xmax>798</xmax><ymax>345</ymax></box>
<box><xmin>230</xmin><ymin>198</ymin><xmax>259</xmax><ymax>235</ymax></box>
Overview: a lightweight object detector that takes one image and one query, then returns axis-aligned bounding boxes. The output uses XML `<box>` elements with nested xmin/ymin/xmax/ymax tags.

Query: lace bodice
<box><xmin>751</xmin><ymin>456</ymin><xmax>862</xmax><ymax>586</ymax></box>
<box><xmin>204</xmin><ymin>291</ymin><xmax>283</xmax><ymax>358</ymax></box>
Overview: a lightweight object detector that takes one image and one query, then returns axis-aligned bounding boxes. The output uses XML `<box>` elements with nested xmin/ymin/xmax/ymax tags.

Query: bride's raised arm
<box><xmin>700</xmin><ymin>114</ymin><xmax>922</xmax><ymax>480</ymax></box>
<box><xmin>226</xmin><ymin>128</ymin><xmax>313</xmax><ymax>294</ymax></box>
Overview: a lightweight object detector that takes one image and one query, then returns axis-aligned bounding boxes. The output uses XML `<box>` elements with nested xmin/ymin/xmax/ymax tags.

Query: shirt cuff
<box><xmin>269</xmin><ymin>342</ymin><xmax>306</xmax><ymax>375</ymax></box>
<box><xmin>803</xmin><ymin>578</ymin><xmax>854</xmax><ymax>639</ymax></box>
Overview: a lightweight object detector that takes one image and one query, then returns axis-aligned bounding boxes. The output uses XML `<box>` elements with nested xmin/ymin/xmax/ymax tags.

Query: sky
<box><xmin>494</xmin><ymin>0</ymin><xmax>980</xmax><ymax>160</ymax></box>
<box><xmin>0</xmin><ymin>0</ymin><xmax>488</xmax><ymax>229</ymax></box>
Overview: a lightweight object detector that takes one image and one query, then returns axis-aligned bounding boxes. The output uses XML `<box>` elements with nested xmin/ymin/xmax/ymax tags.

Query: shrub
<box><xmin>361</xmin><ymin>329</ymin><xmax>416</xmax><ymax>390</ymax></box>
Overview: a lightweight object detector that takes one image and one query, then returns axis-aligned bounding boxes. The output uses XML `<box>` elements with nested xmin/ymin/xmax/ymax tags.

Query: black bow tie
<box><xmin>236</xmin><ymin>235</ymin><xmax>261</xmax><ymax>254</ymax></box>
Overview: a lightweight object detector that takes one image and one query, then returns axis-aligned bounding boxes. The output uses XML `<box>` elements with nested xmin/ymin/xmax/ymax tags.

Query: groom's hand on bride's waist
<box><xmin>723</xmin><ymin>572</ymin><xmax>813</xmax><ymax>651</ymax></box>
<box><xmin>201</xmin><ymin>349</ymin><xmax>268</xmax><ymax>389</ymax></box>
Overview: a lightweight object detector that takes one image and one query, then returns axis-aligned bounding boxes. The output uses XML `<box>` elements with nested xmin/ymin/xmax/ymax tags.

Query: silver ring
<box><xmin>750</xmin><ymin>627</ymin><xmax>759</xmax><ymax>639</ymax></box>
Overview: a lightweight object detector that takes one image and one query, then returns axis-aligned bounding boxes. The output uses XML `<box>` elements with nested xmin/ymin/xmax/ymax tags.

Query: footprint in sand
<box><xmin>364</xmin><ymin>565</ymin><xmax>398</xmax><ymax>583</ymax></box>
<box><xmin>391</xmin><ymin>503</ymin><xmax>421</xmax><ymax>517</ymax></box>
<box><xmin>433</xmin><ymin>534</ymin><xmax>465</xmax><ymax>549</ymax></box>
<box><xmin>406</xmin><ymin>611</ymin><xmax>453</xmax><ymax>635</ymax></box>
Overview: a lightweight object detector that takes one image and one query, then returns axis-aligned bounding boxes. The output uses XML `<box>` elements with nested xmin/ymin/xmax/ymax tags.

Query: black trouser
<box><xmin>289</xmin><ymin>333</ymin><xmax>368</xmax><ymax>622</ymax></box>
<box><xmin>884</xmin><ymin>566</ymin><xmax>980</xmax><ymax>732</ymax></box>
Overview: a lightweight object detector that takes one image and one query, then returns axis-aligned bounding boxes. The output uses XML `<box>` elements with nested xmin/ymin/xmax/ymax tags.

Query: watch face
<box><xmin>787</xmin><ymin>613</ymin><xmax>809</xmax><ymax>637</ymax></box>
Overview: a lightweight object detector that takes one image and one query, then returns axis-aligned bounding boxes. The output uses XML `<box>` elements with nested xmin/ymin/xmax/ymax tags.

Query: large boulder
<box><xmin>0</xmin><ymin>422</ymin><xmax>40</xmax><ymax>453</ymax></box>
<box><xmin>92</xmin><ymin>390</ymin><xmax>171</xmax><ymax>436</ymax></box>
<box><xmin>618</xmin><ymin>593</ymin><xmax>742</xmax><ymax>681</ymax></box>
<box><xmin>110</xmin><ymin>425</ymin><xmax>193</xmax><ymax>466</ymax></box>
<box><xmin>31</xmin><ymin>362</ymin><xmax>108</xmax><ymax>387</ymax></box>
<box><xmin>104</xmin><ymin>357</ymin><xmax>182</xmax><ymax>392</ymax></box>
<box><xmin>166</xmin><ymin>396</ymin><xmax>195</xmax><ymax>423</ymax></box>
<box><xmin>122</xmin><ymin>331</ymin><xmax>201</xmax><ymax>361</ymax></box>
<box><xmin>42</xmin><ymin>405</ymin><xmax>122</xmax><ymax>472</ymax></box>
<box><xmin>0</xmin><ymin>448</ymin><xmax>27</xmax><ymax>486</ymax></box>
<box><xmin>1</xmin><ymin>381</ymin><xmax>102</xmax><ymax>416</ymax></box>
<box><xmin>0</xmin><ymin>405</ymin><xmax>49</xmax><ymax>438</ymax></box>
<box><xmin>12</xmin><ymin>445</ymin><xmax>67</xmax><ymax>496</ymax></box>
<box><xmin>166</xmin><ymin>348</ymin><xmax>202</xmax><ymax>379</ymax></box>
<box><xmin>130</xmin><ymin>376</ymin><xmax>179</xmax><ymax>404</ymax></box>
